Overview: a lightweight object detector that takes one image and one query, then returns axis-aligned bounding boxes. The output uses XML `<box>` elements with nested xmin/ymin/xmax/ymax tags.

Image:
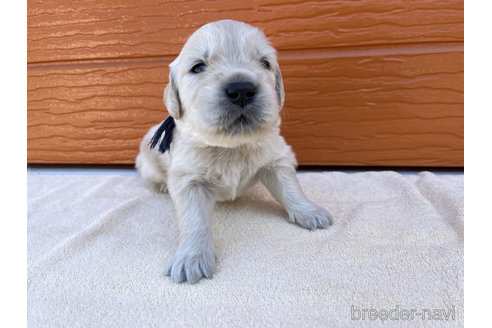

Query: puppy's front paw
<box><xmin>165</xmin><ymin>244</ymin><xmax>217</xmax><ymax>284</ymax></box>
<box><xmin>288</xmin><ymin>202</ymin><xmax>333</xmax><ymax>230</ymax></box>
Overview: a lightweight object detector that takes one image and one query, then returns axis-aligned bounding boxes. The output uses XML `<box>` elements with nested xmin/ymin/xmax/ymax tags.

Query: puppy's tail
<box><xmin>149</xmin><ymin>116</ymin><xmax>176</xmax><ymax>153</ymax></box>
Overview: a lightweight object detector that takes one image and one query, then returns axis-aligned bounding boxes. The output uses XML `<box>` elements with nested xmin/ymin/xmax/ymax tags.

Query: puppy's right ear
<box><xmin>274</xmin><ymin>65</ymin><xmax>285</xmax><ymax>110</ymax></box>
<box><xmin>163</xmin><ymin>70</ymin><xmax>183</xmax><ymax>119</ymax></box>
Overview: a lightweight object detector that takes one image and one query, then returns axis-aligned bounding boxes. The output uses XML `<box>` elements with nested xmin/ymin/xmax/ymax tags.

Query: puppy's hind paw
<box><xmin>165</xmin><ymin>245</ymin><xmax>217</xmax><ymax>284</ymax></box>
<box><xmin>288</xmin><ymin>203</ymin><xmax>333</xmax><ymax>230</ymax></box>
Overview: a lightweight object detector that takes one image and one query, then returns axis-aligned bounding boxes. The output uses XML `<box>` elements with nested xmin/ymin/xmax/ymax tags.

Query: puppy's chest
<box><xmin>204</xmin><ymin>153</ymin><xmax>263</xmax><ymax>201</ymax></box>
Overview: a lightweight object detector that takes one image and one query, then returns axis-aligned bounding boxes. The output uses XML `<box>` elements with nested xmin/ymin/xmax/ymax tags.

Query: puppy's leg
<box><xmin>166</xmin><ymin>179</ymin><xmax>216</xmax><ymax>284</ymax></box>
<box><xmin>258</xmin><ymin>165</ymin><xmax>333</xmax><ymax>230</ymax></box>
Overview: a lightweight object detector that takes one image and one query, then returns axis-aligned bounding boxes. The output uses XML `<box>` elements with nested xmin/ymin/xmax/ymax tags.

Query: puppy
<box><xmin>136</xmin><ymin>20</ymin><xmax>333</xmax><ymax>284</ymax></box>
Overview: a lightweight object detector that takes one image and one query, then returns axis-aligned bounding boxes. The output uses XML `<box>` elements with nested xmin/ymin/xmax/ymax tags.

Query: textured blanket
<box><xmin>27</xmin><ymin>171</ymin><xmax>463</xmax><ymax>327</ymax></box>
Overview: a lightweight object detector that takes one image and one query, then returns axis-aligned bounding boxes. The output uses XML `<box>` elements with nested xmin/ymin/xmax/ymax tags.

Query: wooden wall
<box><xmin>27</xmin><ymin>0</ymin><xmax>464</xmax><ymax>166</ymax></box>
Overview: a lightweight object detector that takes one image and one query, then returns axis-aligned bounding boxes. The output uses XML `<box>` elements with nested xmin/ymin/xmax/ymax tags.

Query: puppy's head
<box><xmin>164</xmin><ymin>20</ymin><xmax>284</xmax><ymax>147</ymax></box>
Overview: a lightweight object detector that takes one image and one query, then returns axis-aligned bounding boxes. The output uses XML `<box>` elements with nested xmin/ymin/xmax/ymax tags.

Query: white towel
<box><xmin>27</xmin><ymin>171</ymin><xmax>463</xmax><ymax>327</ymax></box>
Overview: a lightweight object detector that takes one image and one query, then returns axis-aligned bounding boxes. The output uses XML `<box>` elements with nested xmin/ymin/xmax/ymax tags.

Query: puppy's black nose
<box><xmin>225</xmin><ymin>81</ymin><xmax>256</xmax><ymax>107</ymax></box>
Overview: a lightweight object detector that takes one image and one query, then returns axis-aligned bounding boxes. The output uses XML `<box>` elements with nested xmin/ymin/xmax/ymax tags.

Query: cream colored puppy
<box><xmin>136</xmin><ymin>20</ymin><xmax>333</xmax><ymax>284</ymax></box>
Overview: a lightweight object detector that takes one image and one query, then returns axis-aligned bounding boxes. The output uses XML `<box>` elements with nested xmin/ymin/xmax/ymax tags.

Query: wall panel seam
<box><xmin>27</xmin><ymin>41</ymin><xmax>464</xmax><ymax>67</ymax></box>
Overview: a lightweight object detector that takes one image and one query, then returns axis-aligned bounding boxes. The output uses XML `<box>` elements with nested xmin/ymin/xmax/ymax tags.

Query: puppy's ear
<box><xmin>274</xmin><ymin>65</ymin><xmax>285</xmax><ymax>110</ymax></box>
<box><xmin>163</xmin><ymin>70</ymin><xmax>183</xmax><ymax>119</ymax></box>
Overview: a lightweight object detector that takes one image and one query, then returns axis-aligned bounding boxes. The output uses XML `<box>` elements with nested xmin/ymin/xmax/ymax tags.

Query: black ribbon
<box><xmin>149</xmin><ymin>116</ymin><xmax>176</xmax><ymax>153</ymax></box>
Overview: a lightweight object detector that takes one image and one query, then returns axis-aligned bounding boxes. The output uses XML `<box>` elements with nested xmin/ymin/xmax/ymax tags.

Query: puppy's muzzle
<box><xmin>225</xmin><ymin>81</ymin><xmax>257</xmax><ymax>108</ymax></box>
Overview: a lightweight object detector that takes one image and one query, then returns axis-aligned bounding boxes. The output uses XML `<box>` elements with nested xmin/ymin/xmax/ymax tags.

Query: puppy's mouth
<box><xmin>221</xmin><ymin>112</ymin><xmax>258</xmax><ymax>135</ymax></box>
<box><xmin>233</xmin><ymin>114</ymin><xmax>250</xmax><ymax>126</ymax></box>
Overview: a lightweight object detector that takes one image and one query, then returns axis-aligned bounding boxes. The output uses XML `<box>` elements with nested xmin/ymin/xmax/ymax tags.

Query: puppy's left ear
<box><xmin>163</xmin><ymin>69</ymin><xmax>183</xmax><ymax>119</ymax></box>
<box><xmin>274</xmin><ymin>65</ymin><xmax>285</xmax><ymax>109</ymax></box>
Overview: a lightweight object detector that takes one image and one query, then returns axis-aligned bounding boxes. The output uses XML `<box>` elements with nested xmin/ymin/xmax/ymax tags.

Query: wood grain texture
<box><xmin>27</xmin><ymin>0</ymin><xmax>464</xmax><ymax>63</ymax></box>
<box><xmin>27</xmin><ymin>45</ymin><xmax>463</xmax><ymax>166</ymax></box>
<box><xmin>281</xmin><ymin>45</ymin><xmax>463</xmax><ymax>166</ymax></box>
<box><xmin>28</xmin><ymin>58</ymin><xmax>168</xmax><ymax>164</ymax></box>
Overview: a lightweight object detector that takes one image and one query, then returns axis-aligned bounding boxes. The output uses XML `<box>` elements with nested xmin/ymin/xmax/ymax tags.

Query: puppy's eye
<box><xmin>260</xmin><ymin>59</ymin><xmax>271</xmax><ymax>70</ymax></box>
<box><xmin>190</xmin><ymin>62</ymin><xmax>206</xmax><ymax>74</ymax></box>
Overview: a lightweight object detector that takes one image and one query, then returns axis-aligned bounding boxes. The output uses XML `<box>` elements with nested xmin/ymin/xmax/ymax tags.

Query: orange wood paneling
<box><xmin>27</xmin><ymin>45</ymin><xmax>463</xmax><ymax>166</ymax></box>
<box><xmin>27</xmin><ymin>0</ymin><xmax>464</xmax><ymax>63</ymax></box>
<box><xmin>27</xmin><ymin>58</ymin><xmax>168</xmax><ymax>164</ymax></box>
<box><xmin>27</xmin><ymin>0</ymin><xmax>464</xmax><ymax>166</ymax></box>
<box><xmin>281</xmin><ymin>45</ymin><xmax>463</xmax><ymax>166</ymax></box>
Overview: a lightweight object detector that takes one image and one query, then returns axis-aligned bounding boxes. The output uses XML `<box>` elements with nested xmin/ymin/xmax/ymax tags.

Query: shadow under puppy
<box><xmin>136</xmin><ymin>20</ymin><xmax>333</xmax><ymax>284</ymax></box>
